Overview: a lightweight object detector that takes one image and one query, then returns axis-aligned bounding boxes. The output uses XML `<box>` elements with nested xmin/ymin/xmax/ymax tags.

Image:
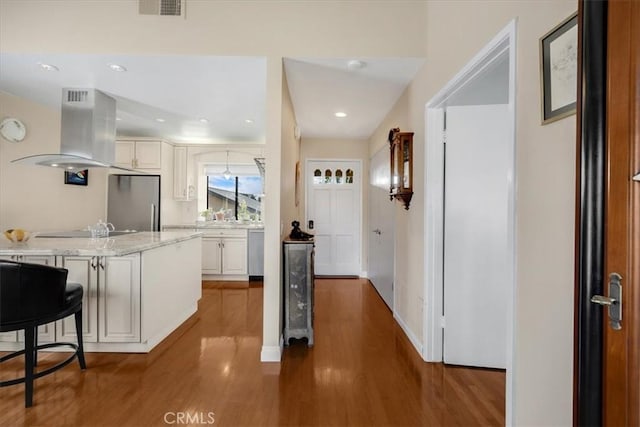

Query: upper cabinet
<box><xmin>115</xmin><ymin>140</ymin><xmax>162</xmax><ymax>170</ymax></box>
<box><xmin>173</xmin><ymin>145</ymin><xmax>192</xmax><ymax>200</ymax></box>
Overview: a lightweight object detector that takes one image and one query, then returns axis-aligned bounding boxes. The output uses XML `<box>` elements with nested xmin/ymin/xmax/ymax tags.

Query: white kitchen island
<box><xmin>0</xmin><ymin>231</ymin><xmax>202</xmax><ymax>353</ymax></box>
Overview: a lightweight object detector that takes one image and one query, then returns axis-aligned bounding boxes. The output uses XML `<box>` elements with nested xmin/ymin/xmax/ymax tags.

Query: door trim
<box><xmin>423</xmin><ymin>19</ymin><xmax>517</xmax><ymax>425</ymax></box>
<box><xmin>573</xmin><ymin>1</ymin><xmax>607</xmax><ymax>425</ymax></box>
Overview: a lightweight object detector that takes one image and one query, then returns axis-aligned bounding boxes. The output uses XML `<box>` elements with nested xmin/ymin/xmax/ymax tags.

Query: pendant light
<box><xmin>223</xmin><ymin>150</ymin><xmax>232</xmax><ymax>180</ymax></box>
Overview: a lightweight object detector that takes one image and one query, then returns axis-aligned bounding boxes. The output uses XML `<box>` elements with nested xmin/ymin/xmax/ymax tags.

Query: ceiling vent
<box><xmin>139</xmin><ymin>0</ymin><xmax>183</xmax><ymax>16</ymax></box>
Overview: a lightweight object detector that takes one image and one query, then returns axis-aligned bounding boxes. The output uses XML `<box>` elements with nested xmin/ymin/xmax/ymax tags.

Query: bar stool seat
<box><xmin>0</xmin><ymin>260</ymin><xmax>87</xmax><ymax>407</ymax></box>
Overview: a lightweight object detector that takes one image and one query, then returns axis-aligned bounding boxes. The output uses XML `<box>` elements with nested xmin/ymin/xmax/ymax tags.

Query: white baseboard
<box><xmin>360</xmin><ymin>270</ymin><xmax>368</xmax><ymax>278</ymax></box>
<box><xmin>260</xmin><ymin>344</ymin><xmax>282</xmax><ymax>362</ymax></box>
<box><xmin>394</xmin><ymin>312</ymin><xmax>423</xmax><ymax>356</ymax></box>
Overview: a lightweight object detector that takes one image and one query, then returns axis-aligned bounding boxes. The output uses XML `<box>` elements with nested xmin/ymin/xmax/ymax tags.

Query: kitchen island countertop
<box><xmin>0</xmin><ymin>230</ymin><xmax>202</xmax><ymax>257</ymax></box>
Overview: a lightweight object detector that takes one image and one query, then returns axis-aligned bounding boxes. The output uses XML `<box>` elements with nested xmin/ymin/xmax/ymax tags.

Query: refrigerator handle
<box><xmin>151</xmin><ymin>203</ymin><xmax>156</xmax><ymax>231</ymax></box>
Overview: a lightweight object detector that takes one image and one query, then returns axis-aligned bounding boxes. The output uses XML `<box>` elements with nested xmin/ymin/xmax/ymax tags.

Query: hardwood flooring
<box><xmin>0</xmin><ymin>278</ymin><xmax>504</xmax><ymax>426</ymax></box>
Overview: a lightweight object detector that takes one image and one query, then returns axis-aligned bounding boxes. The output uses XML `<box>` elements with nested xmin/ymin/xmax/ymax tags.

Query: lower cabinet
<box><xmin>58</xmin><ymin>254</ymin><xmax>141</xmax><ymax>343</ymax></box>
<box><xmin>56</xmin><ymin>256</ymin><xmax>99</xmax><ymax>343</ymax></box>
<box><xmin>99</xmin><ymin>254</ymin><xmax>141</xmax><ymax>342</ymax></box>
<box><xmin>201</xmin><ymin>229</ymin><xmax>248</xmax><ymax>276</ymax></box>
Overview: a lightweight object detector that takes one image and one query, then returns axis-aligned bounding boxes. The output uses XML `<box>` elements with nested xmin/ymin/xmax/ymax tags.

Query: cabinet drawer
<box><xmin>200</xmin><ymin>228</ymin><xmax>247</xmax><ymax>238</ymax></box>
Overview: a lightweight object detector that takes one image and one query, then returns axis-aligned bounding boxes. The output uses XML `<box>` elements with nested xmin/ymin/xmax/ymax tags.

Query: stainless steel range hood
<box><xmin>12</xmin><ymin>88</ymin><xmax>121</xmax><ymax>170</ymax></box>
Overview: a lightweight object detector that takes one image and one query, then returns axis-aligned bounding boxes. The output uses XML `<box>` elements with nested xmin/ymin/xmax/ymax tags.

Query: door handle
<box><xmin>633</xmin><ymin>173</ymin><xmax>640</xmax><ymax>182</ymax></box>
<box><xmin>372</xmin><ymin>229</ymin><xmax>382</xmax><ymax>235</ymax></box>
<box><xmin>591</xmin><ymin>272</ymin><xmax>622</xmax><ymax>330</ymax></box>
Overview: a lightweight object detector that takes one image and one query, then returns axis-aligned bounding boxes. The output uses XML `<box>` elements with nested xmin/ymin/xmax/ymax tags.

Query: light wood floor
<box><xmin>0</xmin><ymin>278</ymin><xmax>504</xmax><ymax>426</ymax></box>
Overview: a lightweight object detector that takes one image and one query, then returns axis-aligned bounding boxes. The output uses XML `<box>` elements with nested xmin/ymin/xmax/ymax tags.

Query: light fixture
<box><xmin>155</xmin><ymin>118</ymin><xmax>165</xmax><ymax>123</ymax></box>
<box><xmin>244</xmin><ymin>119</ymin><xmax>254</xmax><ymax>124</ymax></box>
<box><xmin>199</xmin><ymin>118</ymin><xmax>209</xmax><ymax>123</ymax></box>
<box><xmin>115</xmin><ymin>117</ymin><xmax>122</xmax><ymax>121</ymax></box>
<box><xmin>51</xmin><ymin>164</ymin><xmax>58</xmax><ymax>167</ymax></box>
<box><xmin>223</xmin><ymin>150</ymin><xmax>232</xmax><ymax>180</ymax></box>
<box><xmin>335</xmin><ymin>112</ymin><xmax>347</xmax><ymax>118</ymax></box>
<box><xmin>38</xmin><ymin>62</ymin><xmax>59</xmax><ymax>72</ymax></box>
<box><xmin>66</xmin><ymin>166</ymin><xmax>74</xmax><ymax>170</ymax></box>
<box><xmin>108</xmin><ymin>63</ymin><xmax>127</xmax><ymax>72</ymax></box>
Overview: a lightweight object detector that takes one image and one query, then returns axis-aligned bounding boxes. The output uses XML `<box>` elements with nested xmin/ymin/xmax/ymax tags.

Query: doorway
<box><xmin>305</xmin><ymin>159</ymin><xmax>362</xmax><ymax>276</ymax></box>
<box><xmin>423</xmin><ymin>20</ymin><xmax>517</xmax><ymax>422</ymax></box>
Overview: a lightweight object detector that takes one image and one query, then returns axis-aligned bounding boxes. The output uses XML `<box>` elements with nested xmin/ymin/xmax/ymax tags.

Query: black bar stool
<box><xmin>0</xmin><ymin>260</ymin><xmax>87</xmax><ymax>407</ymax></box>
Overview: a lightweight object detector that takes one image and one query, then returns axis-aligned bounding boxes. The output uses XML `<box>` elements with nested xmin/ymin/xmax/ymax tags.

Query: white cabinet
<box><xmin>99</xmin><ymin>254</ymin><xmax>141</xmax><ymax>343</ymax></box>
<box><xmin>116</xmin><ymin>140</ymin><xmax>162</xmax><ymax>169</ymax></box>
<box><xmin>202</xmin><ymin>237</ymin><xmax>222</xmax><ymax>274</ymax></box>
<box><xmin>56</xmin><ymin>254</ymin><xmax>140</xmax><ymax>344</ymax></box>
<box><xmin>173</xmin><ymin>145</ymin><xmax>192</xmax><ymax>200</ymax></box>
<box><xmin>201</xmin><ymin>229</ymin><xmax>248</xmax><ymax>277</ymax></box>
<box><xmin>56</xmin><ymin>256</ymin><xmax>99</xmax><ymax>343</ymax></box>
<box><xmin>221</xmin><ymin>238</ymin><xmax>248</xmax><ymax>275</ymax></box>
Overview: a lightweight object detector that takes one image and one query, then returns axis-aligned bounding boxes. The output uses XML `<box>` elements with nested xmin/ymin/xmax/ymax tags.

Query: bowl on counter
<box><xmin>3</xmin><ymin>228</ymin><xmax>32</xmax><ymax>243</ymax></box>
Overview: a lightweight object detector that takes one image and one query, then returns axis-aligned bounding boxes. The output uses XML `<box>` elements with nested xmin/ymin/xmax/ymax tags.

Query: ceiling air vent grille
<box><xmin>139</xmin><ymin>0</ymin><xmax>182</xmax><ymax>16</ymax></box>
<box><xmin>66</xmin><ymin>90</ymin><xmax>89</xmax><ymax>103</ymax></box>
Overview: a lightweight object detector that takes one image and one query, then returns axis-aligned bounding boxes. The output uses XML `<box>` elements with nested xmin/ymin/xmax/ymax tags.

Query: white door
<box><xmin>368</xmin><ymin>147</ymin><xmax>395</xmax><ymax>308</ymax></box>
<box><xmin>306</xmin><ymin>160</ymin><xmax>361</xmax><ymax>276</ymax></box>
<box><xmin>443</xmin><ymin>104</ymin><xmax>510</xmax><ymax>369</ymax></box>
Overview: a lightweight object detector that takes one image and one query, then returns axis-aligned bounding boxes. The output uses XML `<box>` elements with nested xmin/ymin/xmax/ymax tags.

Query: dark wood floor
<box><xmin>0</xmin><ymin>279</ymin><xmax>504</xmax><ymax>426</ymax></box>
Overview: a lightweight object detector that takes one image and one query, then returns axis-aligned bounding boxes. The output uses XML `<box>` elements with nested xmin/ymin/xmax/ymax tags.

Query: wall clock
<box><xmin>0</xmin><ymin>118</ymin><xmax>26</xmax><ymax>143</ymax></box>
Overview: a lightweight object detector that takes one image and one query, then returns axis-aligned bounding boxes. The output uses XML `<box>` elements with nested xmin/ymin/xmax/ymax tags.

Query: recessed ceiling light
<box><xmin>245</xmin><ymin>119</ymin><xmax>254</xmax><ymax>124</ymax></box>
<box><xmin>66</xmin><ymin>166</ymin><xmax>74</xmax><ymax>170</ymax></box>
<box><xmin>335</xmin><ymin>112</ymin><xmax>347</xmax><ymax>118</ymax></box>
<box><xmin>347</xmin><ymin>60</ymin><xmax>366</xmax><ymax>70</ymax></box>
<box><xmin>38</xmin><ymin>62</ymin><xmax>59</xmax><ymax>72</ymax></box>
<box><xmin>51</xmin><ymin>164</ymin><xmax>58</xmax><ymax>167</ymax></box>
<box><xmin>115</xmin><ymin>117</ymin><xmax>122</xmax><ymax>121</ymax></box>
<box><xmin>108</xmin><ymin>63</ymin><xmax>127</xmax><ymax>72</ymax></box>
<box><xmin>155</xmin><ymin>118</ymin><xmax>165</xmax><ymax>123</ymax></box>
<box><xmin>199</xmin><ymin>118</ymin><xmax>209</xmax><ymax>123</ymax></box>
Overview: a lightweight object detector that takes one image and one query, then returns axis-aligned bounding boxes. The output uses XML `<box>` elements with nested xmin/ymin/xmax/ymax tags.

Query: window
<box><xmin>207</xmin><ymin>175</ymin><xmax>263</xmax><ymax>220</ymax></box>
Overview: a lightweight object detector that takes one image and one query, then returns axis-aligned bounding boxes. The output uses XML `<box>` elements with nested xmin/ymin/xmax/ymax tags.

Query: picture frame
<box><xmin>64</xmin><ymin>169</ymin><xmax>88</xmax><ymax>186</ymax></box>
<box><xmin>294</xmin><ymin>161</ymin><xmax>301</xmax><ymax>207</ymax></box>
<box><xmin>540</xmin><ymin>12</ymin><xmax>578</xmax><ymax>125</ymax></box>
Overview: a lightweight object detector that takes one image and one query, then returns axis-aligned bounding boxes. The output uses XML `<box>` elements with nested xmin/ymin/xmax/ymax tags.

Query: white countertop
<box><xmin>0</xmin><ymin>231</ymin><xmax>202</xmax><ymax>257</ymax></box>
<box><xmin>164</xmin><ymin>221</ymin><xmax>264</xmax><ymax>230</ymax></box>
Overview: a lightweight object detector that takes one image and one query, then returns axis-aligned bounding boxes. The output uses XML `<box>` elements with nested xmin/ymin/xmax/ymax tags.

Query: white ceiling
<box><xmin>0</xmin><ymin>53</ymin><xmax>424</xmax><ymax>144</ymax></box>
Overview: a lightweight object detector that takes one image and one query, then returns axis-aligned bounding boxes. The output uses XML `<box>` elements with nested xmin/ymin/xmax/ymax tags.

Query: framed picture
<box><xmin>540</xmin><ymin>12</ymin><xmax>578</xmax><ymax>124</ymax></box>
<box><xmin>64</xmin><ymin>169</ymin><xmax>88</xmax><ymax>186</ymax></box>
<box><xmin>294</xmin><ymin>161</ymin><xmax>301</xmax><ymax>207</ymax></box>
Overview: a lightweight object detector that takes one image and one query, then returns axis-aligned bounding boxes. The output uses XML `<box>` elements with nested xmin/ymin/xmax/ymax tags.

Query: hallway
<box><xmin>0</xmin><ymin>279</ymin><xmax>504</xmax><ymax>426</ymax></box>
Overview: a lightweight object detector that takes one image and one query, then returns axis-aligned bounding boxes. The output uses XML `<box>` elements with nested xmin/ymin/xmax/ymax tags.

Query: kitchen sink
<box><xmin>36</xmin><ymin>230</ymin><xmax>139</xmax><ymax>238</ymax></box>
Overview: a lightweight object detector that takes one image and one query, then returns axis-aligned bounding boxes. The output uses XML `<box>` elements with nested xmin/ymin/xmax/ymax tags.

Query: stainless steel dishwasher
<box><xmin>247</xmin><ymin>229</ymin><xmax>264</xmax><ymax>279</ymax></box>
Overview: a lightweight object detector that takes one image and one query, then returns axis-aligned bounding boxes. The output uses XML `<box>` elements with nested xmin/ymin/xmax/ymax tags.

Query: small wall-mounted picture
<box><xmin>64</xmin><ymin>169</ymin><xmax>88</xmax><ymax>186</ymax></box>
<box><xmin>540</xmin><ymin>12</ymin><xmax>578</xmax><ymax>124</ymax></box>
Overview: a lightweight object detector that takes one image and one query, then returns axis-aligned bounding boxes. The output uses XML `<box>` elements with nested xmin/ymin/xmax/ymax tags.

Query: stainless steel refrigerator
<box><xmin>107</xmin><ymin>174</ymin><xmax>160</xmax><ymax>231</ymax></box>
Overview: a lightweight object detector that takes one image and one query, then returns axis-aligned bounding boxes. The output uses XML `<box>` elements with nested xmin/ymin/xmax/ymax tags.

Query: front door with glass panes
<box><xmin>306</xmin><ymin>160</ymin><xmax>361</xmax><ymax>276</ymax></box>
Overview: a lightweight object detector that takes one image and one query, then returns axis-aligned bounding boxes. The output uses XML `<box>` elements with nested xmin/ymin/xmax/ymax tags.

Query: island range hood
<box><xmin>12</xmin><ymin>88</ymin><xmax>121</xmax><ymax>171</ymax></box>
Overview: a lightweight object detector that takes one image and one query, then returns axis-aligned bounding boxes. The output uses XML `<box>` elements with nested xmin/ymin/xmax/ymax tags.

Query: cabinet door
<box><xmin>222</xmin><ymin>238</ymin><xmax>248</xmax><ymax>275</ymax></box>
<box><xmin>99</xmin><ymin>255</ymin><xmax>141</xmax><ymax>342</ymax></box>
<box><xmin>115</xmin><ymin>141</ymin><xmax>135</xmax><ymax>168</ymax></box>
<box><xmin>135</xmin><ymin>141</ymin><xmax>162</xmax><ymax>169</ymax></box>
<box><xmin>15</xmin><ymin>256</ymin><xmax>58</xmax><ymax>343</ymax></box>
<box><xmin>173</xmin><ymin>146</ymin><xmax>188</xmax><ymax>199</ymax></box>
<box><xmin>56</xmin><ymin>256</ymin><xmax>99</xmax><ymax>343</ymax></box>
<box><xmin>202</xmin><ymin>237</ymin><xmax>222</xmax><ymax>274</ymax></box>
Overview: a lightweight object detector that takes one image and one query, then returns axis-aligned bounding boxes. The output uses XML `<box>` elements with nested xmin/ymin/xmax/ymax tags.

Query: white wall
<box><xmin>369</xmin><ymin>1</ymin><xmax>577</xmax><ymax>425</ymax></box>
<box><xmin>0</xmin><ymin>91</ymin><xmax>108</xmax><ymax>232</ymax></box>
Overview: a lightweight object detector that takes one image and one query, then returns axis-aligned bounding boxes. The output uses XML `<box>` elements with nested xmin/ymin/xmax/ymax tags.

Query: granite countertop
<box><xmin>0</xmin><ymin>231</ymin><xmax>203</xmax><ymax>257</ymax></box>
<box><xmin>164</xmin><ymin>222</ymin><xmax>264</xmax><ymax>230</ymax></box>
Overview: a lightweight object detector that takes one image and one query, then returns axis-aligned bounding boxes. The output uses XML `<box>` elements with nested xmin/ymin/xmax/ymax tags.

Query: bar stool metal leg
<box><xmin>24</xmin><ymin>327</ymin><xmax>35</xmax><ymax>408</ymax></box>
<box><xmin>74</xmin><ymin>310</ymin><xmax>86</xmax><ymax>369</ymax></box>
